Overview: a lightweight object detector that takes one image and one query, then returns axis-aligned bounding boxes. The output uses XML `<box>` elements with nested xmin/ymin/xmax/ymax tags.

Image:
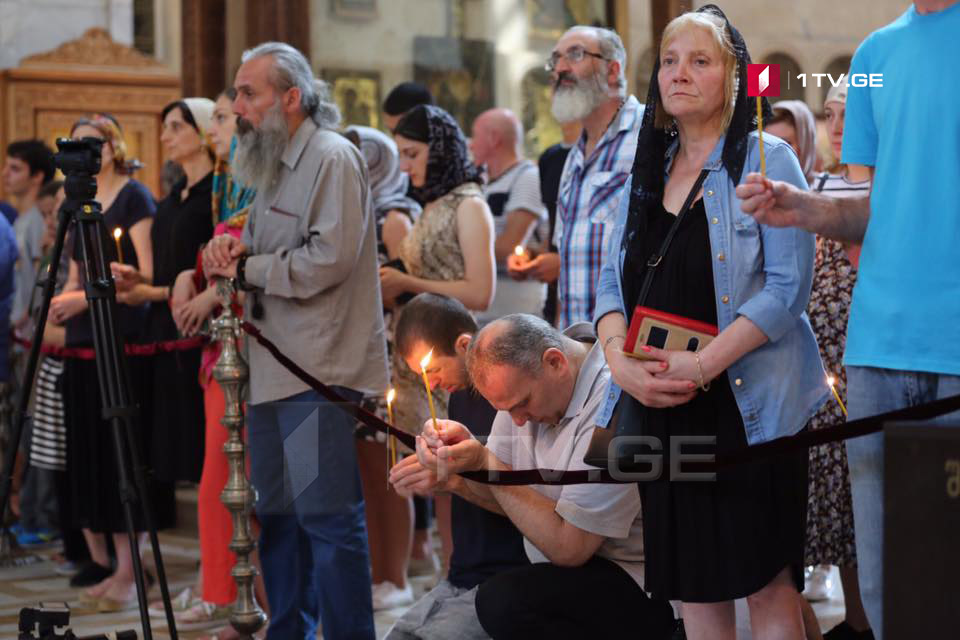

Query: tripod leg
<box><xmin>118</xmin><ymin>397</ymin><xmax>180</xmax><ymax>640</ymax></box>
<box><xmin>106</xmin><ymin>414</ymin><xmax>154</xmax><ymax>640</ymax></box>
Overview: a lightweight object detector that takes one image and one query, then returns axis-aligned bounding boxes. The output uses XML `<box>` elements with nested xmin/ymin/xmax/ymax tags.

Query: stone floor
<box><xmin>0</xmin><ymin>532</ymin><xmax>847</xmax><ymax>639</ymax></box>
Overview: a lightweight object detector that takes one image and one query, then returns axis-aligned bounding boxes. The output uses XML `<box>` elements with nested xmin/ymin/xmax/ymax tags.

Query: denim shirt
<box><xmin>592</xmin><ymin>131</ymin><xmax>829</xmax><ymax>445</ymax></box>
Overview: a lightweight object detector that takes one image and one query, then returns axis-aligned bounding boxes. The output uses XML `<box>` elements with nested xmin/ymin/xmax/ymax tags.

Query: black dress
<box><xmin>145</xmin><ymin>173</ymin><xmax>214</xmax><ymax>484</ymax></box>
<box><xmin>621</xmin><ymin>199</ymin><xmax>807</xmax><ymax>602</ymax></box>
<box><xmin>65</xmin><ymin>179</ymin><xmax>176</xmax><ymax>533</ymax></box>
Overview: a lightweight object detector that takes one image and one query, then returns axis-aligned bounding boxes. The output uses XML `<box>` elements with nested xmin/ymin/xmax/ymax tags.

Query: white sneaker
<box><xmin>802</xmin><ymin>565</ymin><xmax>834</xmax><ymax>602</ymax></box>
<box><xmin>173</xmin><ymin>600</ymin><xmax>232</xmax><ymax>631</ymax></box>
<box><xmin>372</xmin><ymin>581</ymin><xmax>414</xmax><ymax>611</ymax></box>
<box><xmin>148</xmin><ymin>587</ymin><xmax>199</xmax><ymax>618</ymax></box>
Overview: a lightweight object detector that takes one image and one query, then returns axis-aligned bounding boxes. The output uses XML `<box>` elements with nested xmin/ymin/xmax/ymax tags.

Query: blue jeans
<box><xmin>248</xmin><ymin>389</ymin><xmax>374</xmax><ymax>640</ymax></box>
<box><xmin>844</xmin><ymin>366</ymin><xmax>960</xmax><ymax>640</ymax></box>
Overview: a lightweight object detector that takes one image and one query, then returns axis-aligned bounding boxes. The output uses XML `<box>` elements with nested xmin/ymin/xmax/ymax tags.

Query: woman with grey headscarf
<box><xmin>345</xmin><ymin>125</ymin><xmax>422</xmax><ymax>260</ymax></box>
<box><xmin>765</xmin><ymin>99</ymin><xmax>818</xmax><ymax>185</ymax></box>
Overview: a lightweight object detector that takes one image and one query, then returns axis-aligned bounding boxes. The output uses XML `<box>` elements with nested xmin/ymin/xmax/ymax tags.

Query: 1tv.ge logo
<box><xmin>747</xmin><ymin>63</ymin><xmax>883</xmax><ymax>97</ymax></box>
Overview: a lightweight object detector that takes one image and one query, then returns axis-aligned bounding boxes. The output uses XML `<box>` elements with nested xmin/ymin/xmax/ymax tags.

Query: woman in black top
<box><xmin>49</xmin><ymin>114</ymin><xmax>171</xmax><ymax>610</ymax></box>
<box><xmin>115</xmin><ymin>98</ymin><xmax>215</xmax><ymax>489</ymax></box>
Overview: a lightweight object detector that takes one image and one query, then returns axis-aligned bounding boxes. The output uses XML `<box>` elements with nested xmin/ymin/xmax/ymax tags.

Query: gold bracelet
<box><xmin>694</xmin><ymin>351</ymin><xmax>710</xmax><ymax>392</ymax></box>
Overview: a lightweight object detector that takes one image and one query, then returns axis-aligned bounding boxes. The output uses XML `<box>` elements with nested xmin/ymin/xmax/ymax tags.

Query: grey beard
<box><xmin>551</xmin><ymin>73</ymin><xmax>609</xmax><ymax>124</ymax></box>
<box><xmin>232</xmin><ymin>103</ymin><xmax>289</xmax><ymax>193</ymax></box>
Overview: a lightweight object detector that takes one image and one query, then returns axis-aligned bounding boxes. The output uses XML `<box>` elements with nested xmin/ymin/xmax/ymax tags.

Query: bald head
<box><xmin>466</xmin><ymin>314</ymin><xmax>585</xmax><ymax>426</ymax></box>
<box><xmin>467</xmin><ymin>315</ymin><xmax>564</xmax><ymax>387</ymax></box>
<box><xmin>470</xmin><ymin>108</ymin><xmax>523</xmax><ymax>168</ymax></box>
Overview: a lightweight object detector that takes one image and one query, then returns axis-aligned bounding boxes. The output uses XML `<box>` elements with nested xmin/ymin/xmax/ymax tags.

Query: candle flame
<box><xmin>420</xmin><ymin>348</ymin><xmax>433</xmax><ymax>371</ymax></box>
<box><xmin>113</xmin><ymin>227</ymin><xmax>122</xmax><ymax>240</ymax></box>
<box><xmin>826</xmin><ymin>375</ymin><xmax>835</xmax><ymax>386</ymax></box>
<box><xmin>386</xmin><ymin>388</ymin><xmax>396</xmax><ymax>404</ymax></box>
<box><xmin>514</xmin><ymin>245</ymin><xmax>524</xmax><ymax>256</ymax></box>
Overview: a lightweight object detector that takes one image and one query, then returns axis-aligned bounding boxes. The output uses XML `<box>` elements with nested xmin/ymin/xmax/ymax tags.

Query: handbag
<box><xmin>583</xmin><ymin>168</ymin><xmax>710</xmax><ymax>471</ymax></box>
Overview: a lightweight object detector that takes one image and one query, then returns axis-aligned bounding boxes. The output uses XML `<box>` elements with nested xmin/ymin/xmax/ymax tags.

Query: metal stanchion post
<box><xmin>212</xmin><ymin>279</ymin><xmax>266</xmax><ymax>638</ymax></box>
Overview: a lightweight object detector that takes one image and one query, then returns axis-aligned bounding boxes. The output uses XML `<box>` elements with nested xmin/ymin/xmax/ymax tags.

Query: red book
<box><xmin>623</xmin><ymin>306</ymin><xmax>718</xmax><ymax>359</ymax></box>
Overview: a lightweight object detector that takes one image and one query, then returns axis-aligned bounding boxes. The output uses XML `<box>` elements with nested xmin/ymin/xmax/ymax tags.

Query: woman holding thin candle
<box><xmin>377</xmin><ymin>104</ymin><xmax>496</xmax><ymax>599</ymax></box>
<box><xmin>594</xmin><ymin>6</ymin><xmax>827</xmax><ymax>639</ymax></box>
<box><xmin>49</xmin><ymin>113</ymin><xmax>166</xmax><ymax>610</ymax></box>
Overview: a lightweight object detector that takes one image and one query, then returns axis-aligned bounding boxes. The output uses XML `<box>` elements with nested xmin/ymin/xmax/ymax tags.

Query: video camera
<box><xmin>54</xmin><ymin>137</ymin><xmax>102</xmax><ymax>204</ymax></box>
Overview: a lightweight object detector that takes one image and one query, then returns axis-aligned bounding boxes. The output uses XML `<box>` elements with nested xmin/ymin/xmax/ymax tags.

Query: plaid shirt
<box><xmin>554</xmin><ymin>95</ymin><xmax>643</xmax><ymax>329</ymax></box>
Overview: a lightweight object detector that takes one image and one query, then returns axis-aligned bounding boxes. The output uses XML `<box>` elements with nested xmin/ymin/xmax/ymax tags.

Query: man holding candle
<box><xmin>387</xmin><ymin>293</ymin><xmax>529</xmax><ymax>640</ymax></box>
<box><xmin>203</xmin><ymin>41</ymin><xmax>388</xmax><ymax>640</ymax></box>
<box><xmin>736</xmin><ymin>2</ymin><xmax>960</xmax><ymax>636</ymax></box>
<box><xmin>409</xmin><ymin>314</ymin><xmax>676</xmax><ymax>639</ymax></box>
<box><xmin>469</xmin><ymin>108</ymin><xmax>548</xmax><ymax>325</ymax></box>
<box><xmin>508</xmin><ymin>26</ymin><xmax>642</xmax><ymax>330</ymax></box>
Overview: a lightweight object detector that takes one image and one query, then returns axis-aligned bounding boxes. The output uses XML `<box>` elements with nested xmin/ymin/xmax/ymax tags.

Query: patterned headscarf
<box><xmin>393</xmin><ymin>104</ymin><xmax>483</xmax><ymax>204</ymax></box>
<box><xmin>70</xmin><ymin>113</ymin><xmax>142</xmax><ymax>174</ymax></box>
<box><xmin>771</xmin><ymin>100</ymin><xmax>817</xmax><ymax>184</ymax></box>
<box><xmin>623</xmin><ymin>4</ymin><xmax>773</xmax><ymax>261</ymax></box>
<box><xmin>211</xmin><ymin>136</ymin><xmax>256</xmax><ymax>225</ymax></box>
<box><xmin>345</xmin><ymin>125</ymin><xmax>422</xmax><ymax>221</ymax></box>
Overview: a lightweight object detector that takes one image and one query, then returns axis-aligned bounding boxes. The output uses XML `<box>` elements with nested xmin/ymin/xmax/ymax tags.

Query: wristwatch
<box><xmin>236</xmin><ymin>254</ymin><xmax>256</xmax><ymax>291</ymax></box>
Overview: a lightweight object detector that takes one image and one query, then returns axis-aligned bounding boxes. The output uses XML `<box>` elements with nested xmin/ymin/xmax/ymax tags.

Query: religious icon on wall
<box><xmin>330</xmin><ymin>0</ymin><xmax>377</xmax><ymax>20</ymax></box>
<box><xmin>321</xmin><ymin>69</ymin><xmax>381</xmax><ymax>130</ymax></box>
<box><xmin>527</xmin><ymin>0</ymin><xmax>611</xmax><ymax>40</ymax></box>
<box><xmin>413</xmin><ymin>36</ymin><xmax>494</xmax><ymax>134</ymax></box>
<box><xmin>521</xmin><ymin>67</ymin><xmax>563</xmax><ymax>156</ymax></box>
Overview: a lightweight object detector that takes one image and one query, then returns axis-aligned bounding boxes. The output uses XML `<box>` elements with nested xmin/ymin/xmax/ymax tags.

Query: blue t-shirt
<box><xmin>842</xmin><ymin>2</ymin><xmax>960</xmax><ymax>375</ymax></box>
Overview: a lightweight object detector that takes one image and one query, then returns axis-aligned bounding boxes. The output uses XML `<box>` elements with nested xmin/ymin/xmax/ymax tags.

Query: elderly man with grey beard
<box><xmin>203</xmin><ymin>41</ymin><xmax>388</xmax><ymax>640</ymax></box>
<box><xmin>507</xmin><ymin>26</ymin><xmax>643</xmax><ymax>331</ymax></box>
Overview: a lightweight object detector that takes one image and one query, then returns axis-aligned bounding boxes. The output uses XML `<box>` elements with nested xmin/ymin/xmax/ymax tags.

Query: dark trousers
<box><xmin>248</xmin><ymin>388</ymin><xmax>375</xmax><ymax>640</ymax></box>
<box><xmin>475</xmin><ymin>556</ymin><xmax>675</xmax><ymax>640</ymax></box>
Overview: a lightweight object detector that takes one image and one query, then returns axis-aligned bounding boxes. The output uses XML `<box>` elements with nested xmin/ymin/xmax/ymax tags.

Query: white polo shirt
<box><xmin>485</xmin><ymin>322</ymin><xmax>646</xmax><ymax>588</ymax></box>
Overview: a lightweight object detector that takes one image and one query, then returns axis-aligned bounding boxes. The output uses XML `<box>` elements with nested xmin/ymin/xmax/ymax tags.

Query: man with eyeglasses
<box><xmin>507</xmin><ymin>26</ymin><xmax>643</xmax><ymax>331</ymax></box>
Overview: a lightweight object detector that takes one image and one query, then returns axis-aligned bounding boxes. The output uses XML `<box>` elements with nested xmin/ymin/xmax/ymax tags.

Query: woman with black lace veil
<box><xmin>594</xmin><ymin>6</ymin><xmax>828</xmax><ymax>638</ymax></box>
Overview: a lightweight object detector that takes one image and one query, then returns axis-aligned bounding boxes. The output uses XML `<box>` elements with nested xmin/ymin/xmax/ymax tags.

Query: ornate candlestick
<box><xmin>212</xmin><ymin>278</ymin><xmax>266</xmax><ymax>637</ymax></box>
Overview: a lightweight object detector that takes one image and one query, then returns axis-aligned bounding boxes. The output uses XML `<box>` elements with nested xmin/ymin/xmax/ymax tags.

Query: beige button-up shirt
<box><xmin>241</xmin><ymin>117</ymin><xmax>389</xmax><ymax>404</ymax></box>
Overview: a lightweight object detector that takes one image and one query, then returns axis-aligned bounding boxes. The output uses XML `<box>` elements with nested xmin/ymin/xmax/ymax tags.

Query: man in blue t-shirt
<box><xmin>387</xmin><ymin>293</ymin><xmax>529</xmax><ymax>640</ymax></box>
<box><xmin>736</xmin><ymin>2</ymin><xmax>960</xmax><ymax>637</ymax></box>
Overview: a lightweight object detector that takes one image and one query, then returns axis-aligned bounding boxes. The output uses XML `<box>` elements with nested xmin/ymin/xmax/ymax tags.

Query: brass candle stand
<box><xmin>212</xmin><ymin>278</ymin><xmax>266</xmax><ymax>637</ymax></box>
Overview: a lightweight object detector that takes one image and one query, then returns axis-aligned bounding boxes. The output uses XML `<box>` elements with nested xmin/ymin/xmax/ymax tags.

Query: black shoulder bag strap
<box><xmin>583</xmin><ymin>168</ymin><xmax>709</xmax><ymax>471</ymax></box>
<box><xmin>634</xmin><ymin>168</ymin><xmax>710</xmax><ymax>308</ymax></box>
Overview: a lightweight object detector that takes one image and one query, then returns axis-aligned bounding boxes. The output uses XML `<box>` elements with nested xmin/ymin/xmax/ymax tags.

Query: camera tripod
<box><xmin>0</xmin><ymin>138</ymin><xmax>178</xmax><ymax>639</ymax></box>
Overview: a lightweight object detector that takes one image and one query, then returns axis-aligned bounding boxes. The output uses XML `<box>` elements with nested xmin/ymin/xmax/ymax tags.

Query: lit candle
<box><xmin>386</xmin><ymin>388</ymin><xmax>397</xmax><ymax>470</ymax></box>
<box><xmin>419</xmin><ymin>349</ymin><xmax>440</xmax><ymax>433</ymax></box>
<box><xmin>756</xmin><ymin>95</ymin><xmax>766</xmax><ymax>177</ymax></box>
<box><xmin>826</xmin><ymin>375</ymin><xmax>847</xmax><ymax>417</ymax></box>
<box><xmin>514</xmin><ymin>245</ymin><xmax>525</xmax><ymax>258</ymax></box>
<box><xmin>113</xmin><ymin>227</ymin><xmax>124</xmax><ymax>263</ymax></box>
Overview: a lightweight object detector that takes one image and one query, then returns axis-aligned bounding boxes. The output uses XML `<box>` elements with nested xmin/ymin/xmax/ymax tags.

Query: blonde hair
<box><xmin>655</xmin><ymin>11</ymin><xmax>739</xmax><ymax>131</ymax></box>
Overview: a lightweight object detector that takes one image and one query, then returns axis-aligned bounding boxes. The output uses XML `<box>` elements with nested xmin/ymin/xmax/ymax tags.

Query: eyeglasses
<box><xmin>545</xmin><ymin>45</ymin><xmax>608</xmax><ymax>72</ymax></box>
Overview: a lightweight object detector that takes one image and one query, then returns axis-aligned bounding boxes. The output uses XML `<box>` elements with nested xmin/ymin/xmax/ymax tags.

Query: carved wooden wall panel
<box><xmin>0</xmin><ymin>28</ymin><xmax>180</xmax><ymax>200</ymax></box>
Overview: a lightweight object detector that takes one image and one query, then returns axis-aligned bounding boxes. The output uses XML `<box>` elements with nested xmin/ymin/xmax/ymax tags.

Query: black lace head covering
<box><xmin>623</xmin><ymin>4</ymin><xmax>773</xmax><ymax>257</ymax></box>
<box><xmin>393</xmin><ymin>104</ymin><xmax>484</xmax><ymax>204</ymax></box>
